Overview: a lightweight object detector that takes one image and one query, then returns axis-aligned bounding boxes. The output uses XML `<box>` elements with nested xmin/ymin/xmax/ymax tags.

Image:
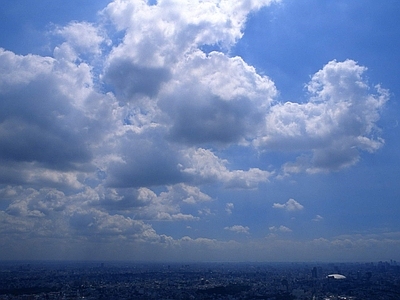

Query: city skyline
<box><xmin>0</xmin><ymin>0</ymin><xmax>399</xmax><ymax>262</ymax></box>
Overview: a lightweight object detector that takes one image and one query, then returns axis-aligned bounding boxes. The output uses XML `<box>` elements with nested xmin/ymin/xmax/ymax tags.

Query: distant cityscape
<box><xmin>1</xmin><ymin>260</ymin><xmax>400</xmax><ymax>299</ymax></box>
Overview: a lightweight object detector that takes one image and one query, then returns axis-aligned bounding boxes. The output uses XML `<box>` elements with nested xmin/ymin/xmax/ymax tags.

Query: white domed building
<box><xmin>326</xmin><ymin>274</ymin><xmax>346</xmax><ymax>280</ymax></box>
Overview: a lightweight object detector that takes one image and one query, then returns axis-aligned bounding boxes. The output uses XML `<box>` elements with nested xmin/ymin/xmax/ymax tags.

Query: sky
<box><xmin>0</xmin><ymin>0</ymin><xmax>399</xmax><ymax>262</ymax></box>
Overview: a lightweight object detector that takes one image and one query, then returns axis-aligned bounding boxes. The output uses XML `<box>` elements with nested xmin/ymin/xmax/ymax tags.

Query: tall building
<box><xmin>312</xmin><ymin>267</ymin><xmax>318</xmax><ymax>279</ymax></box>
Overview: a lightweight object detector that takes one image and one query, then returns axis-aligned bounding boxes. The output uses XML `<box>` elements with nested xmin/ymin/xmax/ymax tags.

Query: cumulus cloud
<box><xmin>269</xmin><ymin>225</ymin><xmax>292</xmax><ymax>233</ymax></box>
<box><xmin>0</xmin><ymin>183</ymin><xmax>207</xmax><ymax>246</ymax></box>
<box><xmin>103</xmin><ymin>0</ymin><xmax>280</xmax><ymax>63</ymax></box>
<box><xmin>104</xmin><ymin>60</ymin><xmax>171</xmax><ymax>99</ymax></box>
<box><xmin>156</xmin><ymin>212</ymin><xmax>200</xmax><ymax>221</ymax></box>
<box><xmin>312</xmin><ymin>215</ymin><xmax>324</xmax><ymax>222</ymax></box>
<box><xmin>0</xmin><ymin>49</ymin><xmax>96</xmax><ymax>169</ymax></box>
<box><xmin>273</xmin><ymin>198</ymin><xmax>304</xmax><ymax>211</ymax></box>
<box><xmin>256</xmin><ymin>59</ymin><xmax>388</xmax><ymax>174</ymax></box>
<box><xmin>224</xmin><ymin>225</ymin><xmax>250</xmax><ymax>234</ymax></box>
<box><xmin>54</xmin><ymin>21</ymin><xmax>109</xmax><ymax>55</ymax></box>
<box><xmin>198</xmin><ymin>208</ymin><xmax>213</xmax><ymax>216</ymax></box>
<box><xmin>225</xmin><ymin>203</ymin><xmax>234</xmax><ymax>214</ymax></box>
<box><xmin>83</xmin><ymin>183</ymin><xmax>211</xmax><ymax>221</ymax></box>
<box><xmin>0</xmin><ymin>187</ymin><xmax>160</xmax><ymax>242</ymax></box>
<box><xmin>104</xmin><ymin>131</ymin><xmax>185</xmax><ymax>188</ymax></box>
<box><xmin>181</xmin><ymin>148</ymin><xmax>271</xmax><ymax>189</ymax></box>
<box><xmin>160</xmin><ymin>51</ymin><xmax>276</xmax><ymax>145</ymax></box>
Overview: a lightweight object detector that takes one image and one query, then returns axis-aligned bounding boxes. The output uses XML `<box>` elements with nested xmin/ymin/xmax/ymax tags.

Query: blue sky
<box><xmin>0</xmin><ymin>0</ymin><xmax>399</xmax><ymax>262</ymax></box>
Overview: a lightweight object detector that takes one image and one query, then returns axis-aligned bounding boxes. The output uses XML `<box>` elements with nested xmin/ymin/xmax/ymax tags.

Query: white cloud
<box><xmin>155</xmin><ymin>212</ymin><xmax>200</xmax><ymax>221</ymax></box>
<box><xmin>101</xmin><ymin>0</ymin><xmax>280</xmax><ymax>104</ymax></box>
<box><xmin>269</xmin><ymin>225</ymin><xmax>292</xmax><ymax>233</ymax></box>
<box><xmin>0</xmin><ymin>183</ymin><xmax>207</xmax><ymax>246</ymax></box>
<box><xmin>273</xmin><ymin>198</ymin><xmax>304</xmax><ymax>211</ymax></box>
<box><xmin>255</xmin><ymin>59</ymin><xmax>389</xmax><ymax>173</ymax></box>
<box><xmin>225</xmin><ymin>202</ymin><xmax>234</xmax><ymax>214</ymax></box>
<box><xmin>160</xmin><ymin>51</ymin><xmax>276</xmax><ymax>145</ymax></box>
<box><xmin>164</xmin><ymin>183</ymin><xmax>213</xmax><ymax>204</ymax></box>
<box><xmin>312</xmin><ymin>215</ymin><xmax>324</xmax><ymax>222</ymax></box>
<box><xmin>102</xmin><ymin>0</ymin><xmax>278</xmax><ymax>148</ymax></box>
<box><xmin>0</xmin><ymin>48</ymin><xmax>111</xmax><ymax>175</ymax></box>
<box><xmin>103</xmin><ymin>0</ymin><xmax>280</xmax><ymax>62</ymax></box>
<box><xmin>0</xmin><ymin>49</ymin><xmax>53</xmax><ymax>88</ymax></box>
<box><xmin>198</xmin><ymin>208</ymin><xmax>213</xmax><ymax>216</ymax></box>
<box><xmin>54</xmin><ymin>21</ymin><xmax>109</xmax><ymax>55</ymax></box>
<box><xmin>181</xmin><ymin>148</ymin><xmax>271</xmax><ymax>189</ymax></box>
<box><xmin>224</xmin><ymin>225</ymin><xmax>250</xmax><ymax>234</ymax></box>
<box><xmin>89</xmin><ymin>184</ymin><xmax>211</xmax><ymax>221</ymax></box>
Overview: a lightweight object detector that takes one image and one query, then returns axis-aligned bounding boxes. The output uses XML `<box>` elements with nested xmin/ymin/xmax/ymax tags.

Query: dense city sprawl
<box><xmin>1</xmin><ymin>261</ymin><xmax>400</xmax><ymax>299</ymax></box>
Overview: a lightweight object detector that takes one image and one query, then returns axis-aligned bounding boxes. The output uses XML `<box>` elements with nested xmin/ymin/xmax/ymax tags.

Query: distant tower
<box><xmin>312</xmin><ymin>267</ymin><xmax>318</xmax><ymax>279</ymax></box>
